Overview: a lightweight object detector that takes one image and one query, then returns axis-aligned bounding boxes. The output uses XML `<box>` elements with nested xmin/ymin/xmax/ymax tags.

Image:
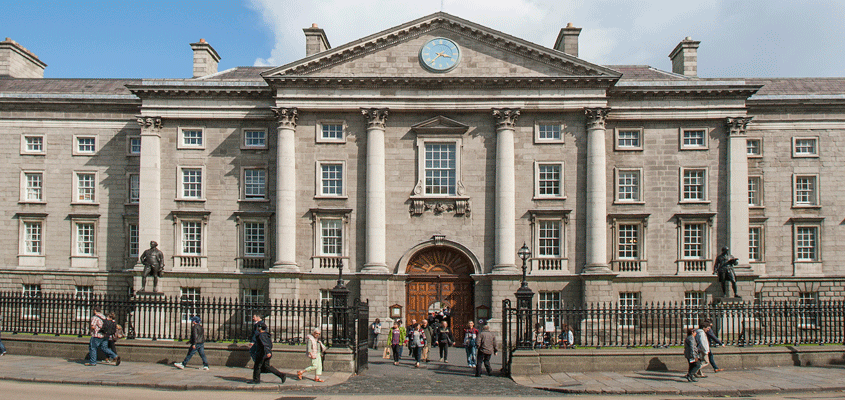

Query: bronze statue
<box><xmin>139</xmin><ymin>241</ymin><xmax>164</xmax><ymax>292</ymax></box>
<box><xmin>713</xmin><ymin>246</ymin><xmax>739</xmax><ymax>298</ymax></box>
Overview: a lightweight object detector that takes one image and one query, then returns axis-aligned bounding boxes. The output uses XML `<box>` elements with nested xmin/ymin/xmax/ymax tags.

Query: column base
<box><xmin>492</xmin><ymin>264</ymin><xmax>518</xmax><ymax>274</ymax></box>
<box><xmin>582</xmin><ymin>263</ymin><xmax>614</xmax><ymax>275</ymax></box>
<box><xmin>270</xmin><ymin>261</ymin><xmax>300</xmax><ymax>273</ymax></box>
<box><xmin>360</xmin><ymin>263</ymin><xmax>390</xmax><ymax>274</ymax></box>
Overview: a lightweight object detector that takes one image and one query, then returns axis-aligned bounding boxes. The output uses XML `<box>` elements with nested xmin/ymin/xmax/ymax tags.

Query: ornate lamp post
<box><xmin>330</xmin><ymin>261</ymin><xmax>350</xmax><ymax>347</ymax></box>
<box><xmin>515</xmin><ymin>242</ymin><xmax>535</xmax><ymax>349</ymax></box>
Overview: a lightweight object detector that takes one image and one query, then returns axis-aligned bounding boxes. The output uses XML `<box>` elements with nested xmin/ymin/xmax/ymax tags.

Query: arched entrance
<box><xmin>406</xmin><ymin>246</ymin><xmax>474</xmax><ymax>345</ymax></box>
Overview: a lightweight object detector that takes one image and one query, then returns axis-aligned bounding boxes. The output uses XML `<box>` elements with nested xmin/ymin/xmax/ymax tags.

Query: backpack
<box><xmin>99</xmin><ymin>316</ymin><xmax>117</xmax><ymax>338</ymax></box>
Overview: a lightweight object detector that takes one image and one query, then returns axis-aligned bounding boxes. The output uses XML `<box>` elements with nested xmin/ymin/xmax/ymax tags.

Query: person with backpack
<box><xmin>174</xmin><ymin>316</ymin><xmax>209</xmax><ymax>370</ymax></box>
<box><xmin>104</xmin><ymin>312</ymin><xmax>124</xmax><ymax>362</ymax></box>
<box><xmin>409</xmin><ymin>322</ymin><xmax>426</xmax><ymax>368</ymax></box>
<box><xmin>86</xmin><ymin>306</ymin><xmax>119</xmax><ymax>366</ymax></box>
<box><xmin>371</xmin><ymin>318</ymin><xmax>381</xmax><ymax>350</ymax></box>
<box><xmin>436</xmin><ymin>320</ymin><xmax>454</xmax><ymax>362</ymax></box>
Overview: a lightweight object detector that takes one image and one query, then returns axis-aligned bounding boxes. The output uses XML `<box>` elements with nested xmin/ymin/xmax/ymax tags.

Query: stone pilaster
<box><xmin>726</xmin><ymin>117</ymin><xmax>753</xmax><ymax>269</ymax></box>
<box><xmin>583</xmin><ymin>108</ymin><xmax>612</xmax><ymax>274</ymax></box>
<box><xmin>272</xmin><ymin>107</ymin><xmax>299</xmax><ymax>272</ymax></box>
<box><xmin>492</xmin><ymin>108</ymin><xmax>520</xmax><ymax>273</ymax></box>
<box><xmin>361</xmin><ymin>108</ymin><xmax>389</xmax><ymax>274</ymax></box>
<box><xmin>136</xmin><ymin>116</ymin><xmax>162</xmax><ymax>269</ymax></box>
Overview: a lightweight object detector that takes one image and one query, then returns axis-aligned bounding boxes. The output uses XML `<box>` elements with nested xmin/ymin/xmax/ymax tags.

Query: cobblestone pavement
<box><xmin>1</xmin><ymin>349</ymin><xmax>845</xmax><ymax>396</ymax></box>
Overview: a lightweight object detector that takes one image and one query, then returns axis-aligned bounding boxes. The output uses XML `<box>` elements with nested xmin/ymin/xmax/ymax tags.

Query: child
<box><xmin>684</xmin><ymin>328</ymin><xmax>702</xmax><ymax>382</ymax></box>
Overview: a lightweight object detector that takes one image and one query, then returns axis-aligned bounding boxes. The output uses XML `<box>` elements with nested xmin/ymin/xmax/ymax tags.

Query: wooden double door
<box><xmin>405</xmin><ymin>246</ymin><xmax>474</xmax><ymax>345</ymax></box>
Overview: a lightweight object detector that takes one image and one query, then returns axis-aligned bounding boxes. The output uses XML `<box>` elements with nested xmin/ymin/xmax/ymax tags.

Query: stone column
<box><xmin>492</xmin><ymin>108</ymin><xmax>520</xmax><ymax>273</ymax></box>
<box><xmin>726</xmin><ymin>117</ymin><xmax>753</xmax><ymax>266</ymax></box>
<box><xmin>361</xmin><ymin>108</ymin><xmax>389</xmax><ymax>273</ymax></box>
<box><xmin>136</xmin><ymin>116</ymin><xmax>162</xmax><ymax>268</ymax></box>
<box><xmin>584</xmin><ymin>108</ymin><xmax>611</xmax><ymax>273</ymax></box>
<box><xmin>272</xmin><ymin>108</ymin><xmax>299</xmax><ymax>272</ymax></box>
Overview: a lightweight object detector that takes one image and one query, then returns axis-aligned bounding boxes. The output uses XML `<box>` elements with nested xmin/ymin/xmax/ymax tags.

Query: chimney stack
<box><xmin>0</xmin><ymin>38</ymin><xmax>46</xmax><ymax>78</ymax></box>
<box><xmin>668</xmin><ymin>36</ymin><xmax>700</xmax><ymax>77</ymax></box>
<box><xmin>190</xmin><ymin>38</ymin><xmax>221</xmax><ymax>78</ymax></box>
<box><xmin>303</xmin><ymin>23</ymin><xmax>331</xmax><ymax>57</ymax></box>
<box><xmin>553</xmin><ymin>23</ymin><xmax>582</xmax><ymax>57</ymax></box>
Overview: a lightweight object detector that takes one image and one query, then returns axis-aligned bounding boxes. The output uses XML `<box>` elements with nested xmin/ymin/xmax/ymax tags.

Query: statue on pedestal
<box><xmin>713</xmin><ymin>246</ymin><xmax>739</xmax><ymax>298</ymax></box>
<box><xmin>139</xmin><ymin>241</ymin><xmax>164</xmax><ymax>292</ymax></box>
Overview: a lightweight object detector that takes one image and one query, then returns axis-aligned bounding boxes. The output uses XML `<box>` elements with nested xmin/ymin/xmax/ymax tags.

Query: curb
<box><xmin>0</xmin><ymin>375</ymin><xmax>299</xmax><ymax>392</ymax></box>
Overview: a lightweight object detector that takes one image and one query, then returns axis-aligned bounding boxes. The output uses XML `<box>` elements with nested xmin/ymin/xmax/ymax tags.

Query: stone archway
<box><xmin>405</xmin><ymin>246</ymin><xmax>474</xmax><ymax>345</ymax></box>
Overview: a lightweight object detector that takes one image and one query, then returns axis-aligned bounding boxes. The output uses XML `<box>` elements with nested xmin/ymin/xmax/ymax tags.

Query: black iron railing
<box><xmin>0</xmin><ymin>291</ymin><xmax>363</xmax><ymax>346</ymax></box>
<box><xmin>503</xmin><ymin>300</ymin><xmax>845</xmax><ymax>350</ymax></box>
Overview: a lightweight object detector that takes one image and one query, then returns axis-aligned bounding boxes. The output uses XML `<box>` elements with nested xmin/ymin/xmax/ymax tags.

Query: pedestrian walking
<box><xmin>436</xmin><ymin>320</ymin><xmax>454</xmax><ymax>362</ymax></box>
<box><xmin>388</xmin><ymin>322</ymin><xmax>402</xmax><ymax>365</ymax></box>
<box><xmin>86</xmin><ymin>306</ymin><xmax>119</xmax><ymax>366</ymax></box>
<box><xmin>475</xmin><ymin>324</ymin><xmax>498</xmax><ymax>377</ymax></box>
<box><xmin>409</xmin><ymin>322</ymin><xmax>426</xmax><ymax>368</ymax></box>
<box><xmin>406</xmin><ymin>319</ymin><xmax>417</xmax><ymax>358</ymax></box>
<box><xmin>174</xmin><ymin>316</ymin><xmax>209</xmax><ymax>370</ymax></box>
<box><xmin>684</xmin><ymin>328</ymin><xmax>703</xmax><ymax>382</ymax></box>
<box><xmin>422</xmin><ymin>319</ymin><xmax>434</xmax><ymax>362</ymax></box>
<box><xmin>297</xmin><ymin>328</ymin><xmax>326</xmax><ymax>382</ymax></box>
<box><xmin>371</xmin><ymin>318</ymin><xmax>382</xmax><ymax>350</ymax></box>
<box><xmin>249</xmin><ymin>325</ymin><xmax>287</xmax><ymax>384</ymax></box>
<box><xmin>395</xmin><ymin>319</ymin><xmax>406</xmax><ymax>359</ymax></box>
<box><xmin>247</xmin><ymin>313</ymin><xmax>266</xmax><ymax>365</ymax></box>
<box><xmin>464</xmin><ymin>320</ymin><xmax>479</xmax><ymax>368</ymax></box>
<box><xmin>698</xmin><ymin>320</ymin><xmax>724</xmax><ymax>373</ymax></box>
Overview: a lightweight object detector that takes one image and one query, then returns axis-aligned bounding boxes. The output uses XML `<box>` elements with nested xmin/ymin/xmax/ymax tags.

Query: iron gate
<box><xmin>353</xmin><ymin>299</ymin><xmax>370</xmax><ymax>374</ymax></box>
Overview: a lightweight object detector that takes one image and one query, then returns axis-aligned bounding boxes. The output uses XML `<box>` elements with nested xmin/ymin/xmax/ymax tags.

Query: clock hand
<box><xmin>430</xmin><ymin>53</ymin><xmax>441</xmax><ymax>64</ymax></box>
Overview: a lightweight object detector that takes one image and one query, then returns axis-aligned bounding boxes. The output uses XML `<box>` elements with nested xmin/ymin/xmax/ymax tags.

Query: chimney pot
<box><xmin>554</xmin><ymin>23</ymin><xmax>582</xmax><ymax>57</ymax></box>
<box><xmin>668</xmin><ymin>37</ymin><xmax>701</xmax><ymax>77</ymax></box>
<box><xmin>312</xmin><ymin>23</ymin><xmax>318</xmax><ymax>28</ymax></box>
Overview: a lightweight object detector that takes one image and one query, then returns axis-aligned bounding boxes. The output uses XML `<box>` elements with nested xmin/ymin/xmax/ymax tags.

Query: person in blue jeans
<box><xmin>174</xmin><ymin>316</ymin><xmax>208</xmax><ymax>370</ymax></box>
<box><xmin>463</xmin><ymin>320</ymin><xmax>479</xmax><ymax>368</ymax></box>
<box><xmin>86</xmin><ymin>307</ymin><xmax>119</xmax><ymax>366</ymax></box>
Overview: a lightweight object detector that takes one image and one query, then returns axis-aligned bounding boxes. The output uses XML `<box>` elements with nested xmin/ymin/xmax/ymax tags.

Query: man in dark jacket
<box><xmin>475</xmin><ymin>324</ymin><xmax>498</xmax><ymax>377</ymax></box>
<box><xmin>174</xmin><ymin>316</ymin><xmax>208</xmax><ymax>370</ymax></box>
<box><xmin>250</xmin><ymin>325</ymin><xmax>287</xmax><ymax>384</ymax></box>
<box><xmin>248</xmin><ymin>313</ymin><xmax>267</xmax><ymax>364</ymax></box>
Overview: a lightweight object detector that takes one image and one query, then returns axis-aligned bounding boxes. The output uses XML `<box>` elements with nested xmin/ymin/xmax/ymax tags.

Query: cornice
<box><xmin>263</xmin><ymin>12</ymin><xmax>621</xmax><ymax>79</ymax></box>
<box><xmin>266</xmin><ymin>76</ymin><xmax>619</xmax><ymax>89</ymax></box>
<box><xmin>126</xmin><ymin>83</ymin><xmax>272</xmax><ymax>99</ymax></box>
<box><xmin>609</xmin><ymin>84</ymin><xmax>761</xmax><ymax>99</ymax></box>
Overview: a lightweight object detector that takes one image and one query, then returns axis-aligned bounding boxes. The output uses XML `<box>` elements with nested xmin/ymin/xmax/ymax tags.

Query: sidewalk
<box><xmin>0</xmin><ymin>354</ymin><xmax>350</xmax><ymax>391</ymax></box>
<box><xmin>512</xmin><ymin>366</ymin><xmax>845</xmax><ymax>396</ymax></box>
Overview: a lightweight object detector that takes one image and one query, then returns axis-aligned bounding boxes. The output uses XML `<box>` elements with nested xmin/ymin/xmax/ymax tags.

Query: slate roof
<box><xmin>198</xmin><ymin>67</ymin><xmax>267</xmax><ymax>81</ymax></box>
<box><xmin>746</xmin><ymin>78</ymin><xmax>845</xmax><ymax>96</ymax></box>
<box><xmin>606</xmin><ymin>65</ymin><xmax>691</xmax><ymax>81</ymax></box>
<box><xmin>0</xmin><ymin>77</ymin><xmax>139</xmax><ymax>95</ymax></box>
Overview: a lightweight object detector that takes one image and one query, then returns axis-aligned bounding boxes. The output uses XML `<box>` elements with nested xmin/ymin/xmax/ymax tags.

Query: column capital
<box><xmin>136</xmin><ymin>116</ymin><xmax>162</xmax><ymax>131</ymax></box>
<box><xmin>361</xmin><ymin>108</ymin><xmax>389</xmax><ymax>130</ymax></box>
<box><xmin>584</xmin><ymin>107</ymin><xmax>610</xmax><ymax>130</ymax></box>
<box><xmin>726</xmin><ymin>116</ymin><xmax>753</xmax><ymax>137</ymax></box>
<box><xmin>272</xmin><ymin>107</ymin><xmax>298</xmax><ymax>129</ymax></box>
<box><xmin>492</xmin><ymin>108</ymin><xmax>521</xmax><ymax>130</ymax></box>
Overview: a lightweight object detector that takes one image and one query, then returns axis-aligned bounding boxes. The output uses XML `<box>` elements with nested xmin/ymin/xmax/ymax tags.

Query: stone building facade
<box><xmin>2</xmin><ymin>14</ymin><xmax>844</xmax><ymax>336</ymax></box>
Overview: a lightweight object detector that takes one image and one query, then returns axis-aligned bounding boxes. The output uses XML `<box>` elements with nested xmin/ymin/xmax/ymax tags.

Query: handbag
<box><xmin>382</xmin><ymin>347</ymin><xmax>391</xmax><ymax>359</ymax></box>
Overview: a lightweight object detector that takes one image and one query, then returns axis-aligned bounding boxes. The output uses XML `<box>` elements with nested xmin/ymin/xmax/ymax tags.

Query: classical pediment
<box><xmin>262</xmin><ymin>12</ymin><xmax>620</xmax><ymax>86</ymax></box>
<box><xmin>411</xmin><ymin>115</ymin><xmax>469</xmax><ymax>135</ymax></box>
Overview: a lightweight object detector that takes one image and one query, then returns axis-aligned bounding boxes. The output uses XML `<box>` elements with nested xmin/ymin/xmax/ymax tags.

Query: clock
<box><xmin>419</xmin><ymin>37</ymin><xmax>460</xmax><ymax>72</ymax></box>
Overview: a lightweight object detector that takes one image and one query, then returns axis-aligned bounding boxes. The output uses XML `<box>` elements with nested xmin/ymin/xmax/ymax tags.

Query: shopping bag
<box><xmin>382</xmin><ymin>347</ymin><xmax>391</xmax><ymax>359</ymax></box>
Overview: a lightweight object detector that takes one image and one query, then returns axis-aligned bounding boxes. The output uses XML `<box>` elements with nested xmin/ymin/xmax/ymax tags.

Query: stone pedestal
<box><xmin>322</xmin><ymin>346</ymin><xmax>355</xmax><ymax>372</ymax></box>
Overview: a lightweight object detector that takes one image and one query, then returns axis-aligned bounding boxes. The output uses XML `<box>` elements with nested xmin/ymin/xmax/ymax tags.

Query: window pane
<box><xmin>129</xmin><ymin>174</ymin><xmax>140</xmax><ymax>203</ymax></box>
<box><xmin>683</xmin><ymin>170</ymin><xmax>704</xmax><ymax>200</ymax></box>
<box><xmin>682</xmin><ymin>130</ymin><xmax>705</xmax><ymax>147</ymax></box>
<box><xmin>618</xmin><ymin>224</ymin><xmax>639</xmax><ymax>259</ymax></box>
<box><xmin>182</xmin><ymin>169</ymin><xmax>202</xmax><ymax>199</ymax></box>
<box><xmin>244</xmin><ymin>169</ymin><xmax>266</xmax><ymax>199</ymax></box>
<box><xmin>128</xmin><ymin>223</ymin><xmax>139</xmax><ymax>257</ymax></box>
<box><xmin>618</xmin><ymin>130</ymin><xmax>640</xmax><ymax>148</ymax></box>
<box><xmin>77</xmin><ymin>173</ymin><xmax>96</xmax><ymax>202</ymax></box>
<box><xmin>244</xmin><ymin>130</ymin><xmax>266</xmax><ymax>147</ymax></box>
<box><xmin>618</xmin><ymin>171</ymin><xmax>639</xmax><ymax>201</ymax></box>
<box><xmin>24</xmin><ymin>221</ymin><xmax>42</xmax><ymax>255</ymax></box>
<box><xmin>322</xmin><ymin>124</ymin><xmax>343</xmax><ymax>140</ymax></box>
<box><xmin>321</xmin><ymin>219</ymin><xmax>342</xmax><ymax>256</ymax></box>
<box><xmin>424</xmin><ymin>143</ymin><xmax>456</xmax><ymax>195</ymax></box>
<box><xmin>538</xmin><ymin>220</ymin><xmax>560</xmax><ymax>257</ymax></box>
<box><xmin>683</xmin><ymin>291</ymin><xmax>705</xmax><ymax>328</ymax></box>
<box><xmin>321</xmin><ymin>164</ymin><xmax>343</xmax><ymax>196</ymax></box>
<box><xmin>26</xmin><ymin>136</ymin><xmax>44</xmax><ymax>152</ymax></box>
<box><xmin>538</xmin><ymin>164</ymin><xmax>561</xmax><ymax>196</ymax></box>
<box><xmin>25</xmin><ymin>172</ymin><xmax>43</xmax><ymax>201</ymax></box>
<box><xmin>77</xmin><ymin>137</ymin><xmax>95</xmax><ymax>153</ymax></box>
<box><xmin>22</xmin><ymin>284</ymin><xmax>41</xmax><ymax>319</ymax></box>
<box><xmin>748</xmin><ymin>177</ymin><xmax>760</xmax><ymax>206</ymax></box>
<box><xmin>130</xmin><ymin>137</ymin><xmax>141</xmax><ymax>154</ymax></box>
<box><xmin>180</xmin><ymin>287</ymin><xmax>201</xmax><ymax>322</ymax></box>
<box><xmin>795</xmin><ymin>138</ymin><xmax>816</xmax><ymax>155</ymax></box>
<box><xmin>182</xmin><ymin>221</ymin><xmax>202</xmax><ymax>255</ymax></box>
<box><xmin>619</xmin><ymin>292</ymin><xmax>640</xmax><ymax>327</ymax></box>
<box><xmin>75</xmin><ymin>285</ymin><xmax>93</xmax><ymax>320</ymax></box>
<box><xmin>244</xmin><ymin>222</ymin><xmax>265</xmax><ymax>257</ymax></box>
<box><xmin>794</xmin><ymin>176</ymin><xmax>816</xmax><ymax>205</ymax></box>
<box><xmin>182</xmin><ymin>130</ymin><xmax>203</xmax><ymax>146</ymax></box>
<box><xmin>538</xmin><ymin>124</ymin><xmax>561</xmax><ymax>140</ymax></box>
<box><xmin>746</xmin><ymin>139</ymin><xmax>760</xmax><ymax>155</ymax></box>
<box><xmin>749</xmin><ymin>227</ymin><xmax>760</xmax><ymax>261</ymax></box>
<box><xmin>76</xmin><ymin>223</ymin><xmax>95</xmax><ymax>255</ymax></box>
<box><xmin>796</xmin><ymin>227</ymin><xmax>817</xmax><ymax>261</ymax></box>
<box><xmin>683</xmin><ymin>223</ymin><xmax>703</xmax><ymax>258</ymax></box>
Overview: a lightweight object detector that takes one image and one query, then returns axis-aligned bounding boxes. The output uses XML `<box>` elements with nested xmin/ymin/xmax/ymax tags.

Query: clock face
<box><xmin>419</xmin><ymin>38</ymin><xmax>460</xmax><ymax>72</ymax></box>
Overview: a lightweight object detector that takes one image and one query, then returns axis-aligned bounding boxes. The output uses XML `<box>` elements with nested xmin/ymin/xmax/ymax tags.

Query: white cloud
<box><xmin>248</xmin><ymin>0</ymin><xmax>845</xmax><ymax>77</ymax></box>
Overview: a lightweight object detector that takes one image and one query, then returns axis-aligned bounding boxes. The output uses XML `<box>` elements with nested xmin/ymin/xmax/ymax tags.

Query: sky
<box><xmin>1</xmin><ymin>0</ymin><xmax>843</xmax><ymax>79</ymax></box>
